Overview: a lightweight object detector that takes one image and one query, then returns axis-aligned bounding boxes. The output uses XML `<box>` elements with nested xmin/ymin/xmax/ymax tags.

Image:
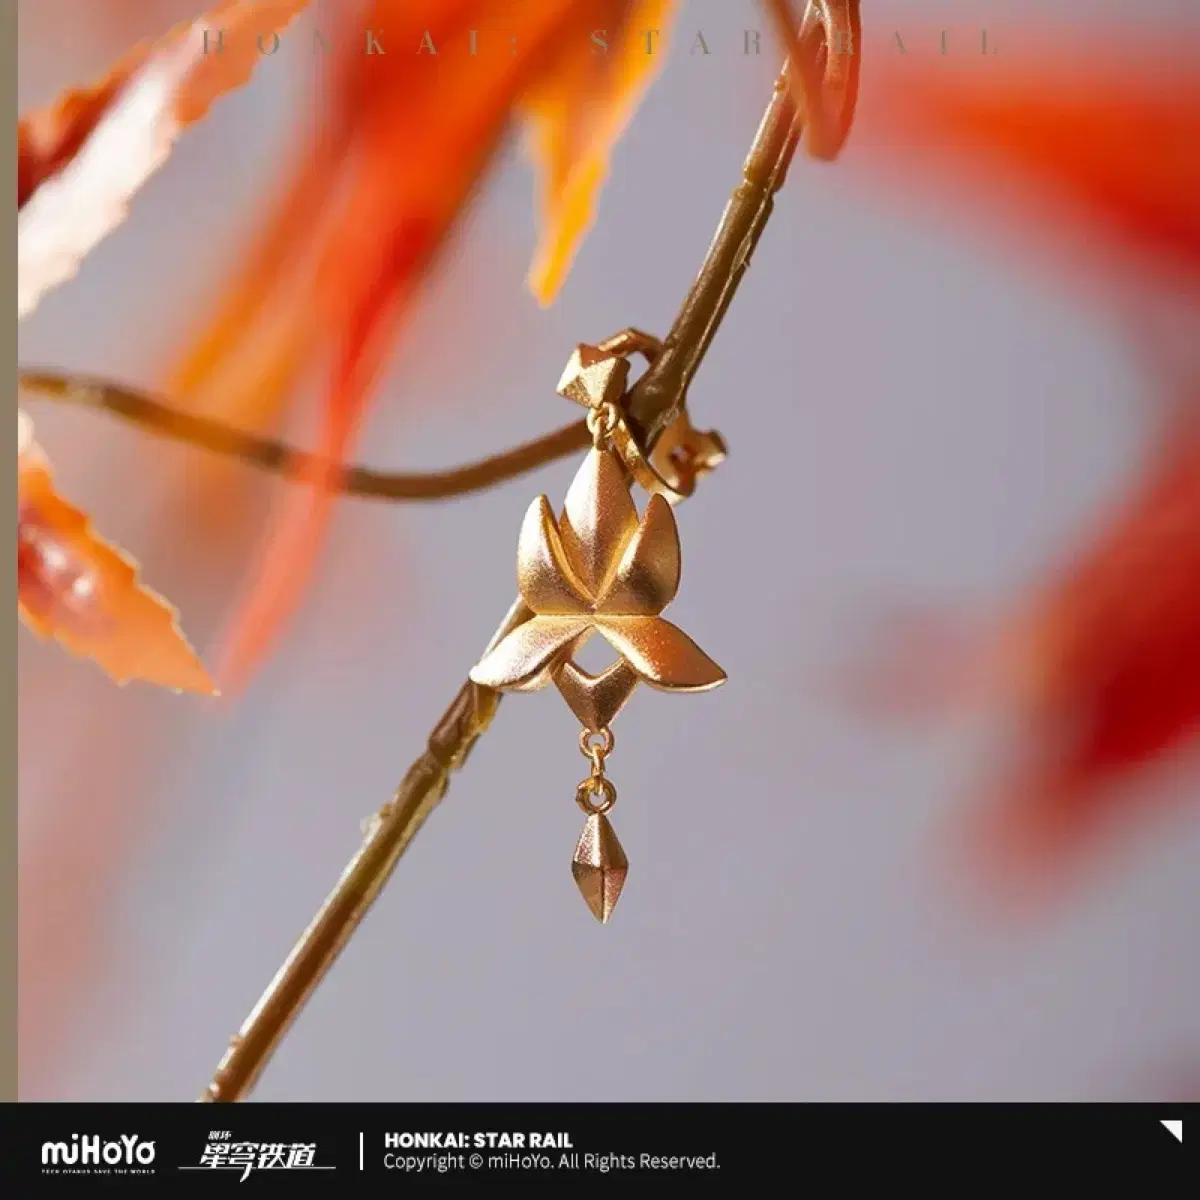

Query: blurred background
<box><xmin>17</xmin><ymin>0</ymin><xmax>1200</xmax><ymax>1101</ymax></box>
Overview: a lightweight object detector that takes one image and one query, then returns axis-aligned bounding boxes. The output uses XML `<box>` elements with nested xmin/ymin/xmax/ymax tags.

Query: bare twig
<box><xmin>626</xmin><ymin>1</ymin><xmax>860</xmax><ymax>444</ymax></box>
<box><xmin>201</xmin><ymin>600</ymin><xmax>523</xmax><ymax>1102</ymax></box>
<box><xmin>19</xmin><ymin>368</ymin><xmax>589</xmax><ymax>501</ymax></box>
<box><xmin>201</xmin><ymin>41</ymin><xmax>842</xmax><ymax>1102</ymax></box>
<box><xmin>763</xmin><ymin>0</ymin><xmax>862</xmax><ymax>161</ymax></box>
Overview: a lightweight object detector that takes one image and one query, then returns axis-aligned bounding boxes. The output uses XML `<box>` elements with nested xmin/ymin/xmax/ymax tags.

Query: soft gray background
<box><xmin>17</xmin><ymin>0</ymin><xmax>1200</xmax><ymax>1100</ymax></box>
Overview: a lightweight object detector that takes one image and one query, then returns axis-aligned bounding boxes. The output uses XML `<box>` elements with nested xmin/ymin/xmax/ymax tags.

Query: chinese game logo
<box><xmin>181</xmin><ymin>1131</ymin><xmax>336</xmax><ymax>1182</ymax></box>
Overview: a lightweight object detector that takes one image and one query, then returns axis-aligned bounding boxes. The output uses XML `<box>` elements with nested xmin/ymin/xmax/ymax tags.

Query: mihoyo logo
<box><xmin>41</xmin><ymin>1133</ymin><xmax>156</xmax><ymax>1176</ymax></box>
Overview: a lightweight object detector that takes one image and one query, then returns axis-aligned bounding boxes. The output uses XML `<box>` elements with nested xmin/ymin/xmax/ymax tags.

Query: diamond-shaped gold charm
<box><xmin>556</xmin><ymin>344</ymin><xmax>630</xmax><ymax>412</ymax></box>
<box><xmin>571</xmin><ymin>812</ymin><xmax>628</xmax><ymax>923</ymax></box>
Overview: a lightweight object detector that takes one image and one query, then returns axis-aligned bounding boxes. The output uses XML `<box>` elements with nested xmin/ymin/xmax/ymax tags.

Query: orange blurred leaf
<box><xmin>522</xmin><ymin>0</ymin><xmax>677</xmax><ymax>304</ymax></box>
<box><xmin>162</xmin><ymin>0</ymin><xmax>683</xmax><ymax>689</ymax></box>
<box><xmin>18</xmin><ymin>0</ymin><xmax>313</xmax><ymax>320</ymax></box>
<box><xmin>17</xmin><ymin>412</ymin><xmax>215</xmax><ymax>695</ymax></box>
<box><xmin>844</xmin><ymin>404</ymin><xmax>1200</xmax><ymax>900</ymax></box>
<box><xmin>837</xmin><ymin>27</ymin><xmax>1200</xmax><ymax>898</ymax></box>
<box><xmin>855</xmin><ymin>34</ymin><xmax>1200</xmax><ymax>293</ymax></box>
<box><xmin>211</xmin><ymin>0</ymin><xmax>587</xmax><ymax>688</ymax></box>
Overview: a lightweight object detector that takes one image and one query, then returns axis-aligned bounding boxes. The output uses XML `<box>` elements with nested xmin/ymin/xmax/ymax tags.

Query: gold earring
<box><xmin>469</xmin><ymin>337</ymin><xmax>727</xmax><ymax>922</ymax></box>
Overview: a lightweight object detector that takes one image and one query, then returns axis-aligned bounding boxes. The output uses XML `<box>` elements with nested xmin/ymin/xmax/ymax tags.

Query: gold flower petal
<box><xmin>469</xmin><ymin>615</ymin><xmax>590</xmax><ymax>691</ymax></box>
<box><xmin>552</xmin><ymin>656</ymin><xmax>640</xmax><ymax>730</ymax></box>
<box><xmin>595</xmin><ymin>492</ymin><xmax>680</xmax><ymax>615</ymax></box>
<box><xmin>559</xmin><ymin>447</ymin><xmax>638</xmax><ymax>597</ymax></box>
<box><xmin>594</xmin><ymin>615</ymin><xmax>726</xmax><ymax>691</ymax></box>
<box><xmin>516</xmin><ymin>495</ymin><xmax>592</xmax><ymax>614</ymax></box>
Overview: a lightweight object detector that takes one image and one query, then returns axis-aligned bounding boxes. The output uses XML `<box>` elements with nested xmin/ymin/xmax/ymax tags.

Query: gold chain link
<box><xmin>585</xmin><ymin>401</ymin><xmax>619</xmax><ymax>450</ymax></box>
<box><xmin>576</xmin><ymin>726</ymin><xmax>617</xmax><ymax>814</ymax></box>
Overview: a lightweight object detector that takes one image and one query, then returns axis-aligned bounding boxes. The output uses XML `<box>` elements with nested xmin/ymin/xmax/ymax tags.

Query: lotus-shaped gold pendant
<box><xmin>469</xmin><ymin>445</ymin><xmax>725</xmax><ymax>726</ymax></box>
<box><xmin>469</xmin><ymin>389</ymin><xmax>725</xmax><ymax>923</ymax></box>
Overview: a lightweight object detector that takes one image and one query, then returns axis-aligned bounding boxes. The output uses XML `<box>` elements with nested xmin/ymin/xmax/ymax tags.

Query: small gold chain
<box><xmin>585</xmin><ymin>401</ymin><xmax>618</xmax><ymax>450</ymax></box>
<box><xmin>575</xmin><ymin>725</ymin><xmax>617</xmax><ymax>815</ymax></box>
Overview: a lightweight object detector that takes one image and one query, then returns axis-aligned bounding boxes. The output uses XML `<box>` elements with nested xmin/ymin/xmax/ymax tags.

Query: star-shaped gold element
<box><xmin>469</xmin><ymin>445</ymin><xmax>725</xmax><ymax>727</ymax></box>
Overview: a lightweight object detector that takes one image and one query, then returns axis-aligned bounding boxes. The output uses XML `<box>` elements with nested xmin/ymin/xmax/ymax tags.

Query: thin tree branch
<box><xmin>200</xmin><ymin>40</ymin><xmax>846</xmax><ymax>1102</ymax></box>
<box><xmin>623</xmin><ymin>66</ymin><xmax>800</xmax><ymax>444</ymax></box>
<box><xmin>201</xmin><ymin>598</ymin><xmax>523</xmax><ymax>1103</ymax></box>
<box><xmin>18</xmin><ymin>368</ymin><xmax>590</xmax><ymax>501</ymax></box>
<box><xmin>764</xmin><ymin>0</ymin><xmax>862</xmax><ymax>161</ymax></box>
<box><xmin>625</xmin><ymin>1</ymin><xmax>860</xmax><ymax>444</ymax></box>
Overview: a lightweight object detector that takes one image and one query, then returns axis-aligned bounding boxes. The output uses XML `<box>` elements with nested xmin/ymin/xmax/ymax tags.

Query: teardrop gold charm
<box><xmin>571</xmin><ymin>812</ymin><xmax>628</xmax><ymax>923</ymax></box>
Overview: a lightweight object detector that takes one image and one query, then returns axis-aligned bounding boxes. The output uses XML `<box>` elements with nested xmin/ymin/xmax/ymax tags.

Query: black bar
<box><xmin>3</xmin><ymin>1103</ymin><xmax>1194</xmax><ymax>1191</ymax></box>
